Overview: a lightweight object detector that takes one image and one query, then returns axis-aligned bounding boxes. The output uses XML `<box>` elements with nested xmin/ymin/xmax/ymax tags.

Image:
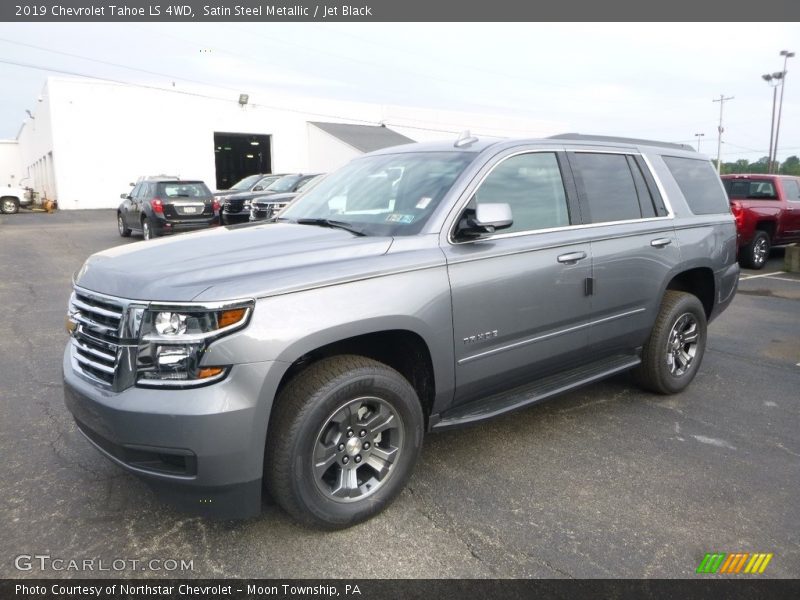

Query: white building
<box><xmin>1</xmin><ymin>77</ymin><xmax>556</xmax><ymax>210</ymax></box>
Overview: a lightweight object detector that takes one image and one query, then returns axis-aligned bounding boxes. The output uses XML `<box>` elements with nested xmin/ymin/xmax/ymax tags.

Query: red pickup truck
<box><xmin>721</xmin><ymin>174</ymin><xmax>800</xmax><ymax>269</ymax></box>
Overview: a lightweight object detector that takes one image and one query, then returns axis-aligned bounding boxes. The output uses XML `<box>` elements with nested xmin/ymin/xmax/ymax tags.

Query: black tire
<box><xmin>634</xmin><ymin>290</ymin><xmax>707</xmax><ymax>395</ymax></box>
<box><xmin>739</xmin><ymin>230</ymin><xmax>770</xmax><ymax>270</ymax></box>
<box><xmin>142</xmin><ymin>216</ymin><xmax>155</xmax><ymax>240</ymax></box>
<box><xmin>266</xmin><ymin>355</ymin><xmax>424</xmax><ymax>529</ymax></box>
<box><xmin>117</xmin><ymin>212</ymin><xmax>131</xmax><ymax>237</ymax></box>
<box><xmin>1</xmin><ymin>197</ymin><xmax>20</xmax><ymax>214</ymax></box>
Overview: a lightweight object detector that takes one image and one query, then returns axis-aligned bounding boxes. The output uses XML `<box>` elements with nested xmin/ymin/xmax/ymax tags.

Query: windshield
<box><xmin>230</xmin><ymin>174</ymin><xmax>262</xmax><ymax>191</ymax></box>
<box><xmin>279</xmin><ymin>152</ymin><xmax>474</xmax><ymax>236</ymax></box>
<box><xmin>266</xmin><ymin>175</ymin><xmax>303</xmax><ymax>193</ymax></box>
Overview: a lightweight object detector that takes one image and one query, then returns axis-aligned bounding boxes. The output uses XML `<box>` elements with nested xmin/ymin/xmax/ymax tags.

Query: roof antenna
<box><xmin>455</xmin><ymin>130</ymin><xmax>479</xmax><ymax>148</ymax></box>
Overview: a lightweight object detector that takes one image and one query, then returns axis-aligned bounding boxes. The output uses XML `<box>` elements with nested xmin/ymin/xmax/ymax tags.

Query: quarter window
<box><xmin>470</xmin><ymin>152</ymin><xmax>570</xmax><ymax>234</ymax></box>
<box><xmin>663</xmin><ymin>156</ymin><xmax>729</xmax><ymax>215</ymax></box>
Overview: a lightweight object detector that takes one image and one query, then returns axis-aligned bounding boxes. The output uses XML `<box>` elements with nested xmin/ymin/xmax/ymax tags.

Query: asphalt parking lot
<box><xmin>1</xmin><ymin>209</ymin><xmax>798</xmax><ymax>579</ymax></box>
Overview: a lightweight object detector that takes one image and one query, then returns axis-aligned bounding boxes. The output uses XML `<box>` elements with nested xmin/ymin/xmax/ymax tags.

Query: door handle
<box><xmin>557</xmin><ymin>251</ymin><xmax>587</xmax><ymax>264</ymax></box>
<box><xmin>650</xmin><ymin>238</ymin><xmax>672</xmax><ymax>248</ymax></box>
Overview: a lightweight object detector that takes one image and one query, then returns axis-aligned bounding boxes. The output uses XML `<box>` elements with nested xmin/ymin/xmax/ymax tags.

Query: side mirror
<box><xmin>253</xmin><ymin>185</ymin><xmax>263</xmax><ymax>191</ymax></box>
<box><xmin>457</xmin><ymin>203</ymin><xmax>513</xmax><ymax>237</ymax></box>
<box><xmin>120</xmin><ymin>193</ymin><xmax>129</xmax><ymax>199</ymax></box>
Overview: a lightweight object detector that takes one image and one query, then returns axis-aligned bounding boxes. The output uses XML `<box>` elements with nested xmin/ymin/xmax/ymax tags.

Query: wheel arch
<box><xmin>664</xmin><ymin>266</ymin><xmax>716</xmax><ymax>319</ymax></box>
<box><xmin>272</xmin><ymin>325</ymin><xmax>440</xmax><ymax>425</ymax></box>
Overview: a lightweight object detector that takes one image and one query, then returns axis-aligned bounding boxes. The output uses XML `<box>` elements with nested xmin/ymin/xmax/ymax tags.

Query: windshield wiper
<box><xmin>294</xmin><ymin>218</ymin><xmax>366</xmax><ymax>236</ymax></box>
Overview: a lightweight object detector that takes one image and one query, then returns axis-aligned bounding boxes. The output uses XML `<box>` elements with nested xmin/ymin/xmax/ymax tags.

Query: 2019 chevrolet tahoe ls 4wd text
<box><xmin>63</xmin><ymin>134</ymin><xmax>739</xmax><ymax>529</ymax></box>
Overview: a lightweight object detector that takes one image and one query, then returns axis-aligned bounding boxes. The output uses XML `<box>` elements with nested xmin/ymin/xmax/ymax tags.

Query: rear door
<box><xmin>566</xmin><ymin>150</ymin><xmax>680</xmax><ymax>356</ymax></box>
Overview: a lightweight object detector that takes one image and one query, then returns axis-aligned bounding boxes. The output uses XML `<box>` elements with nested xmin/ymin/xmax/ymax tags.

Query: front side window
<box><xmin>570</xmin><ymin>152</ymin><xmax>642</xmax><ymax>223</ymax></box>
<box><xmin>467</xmin><ymin>152</ymin><xmax>570</xmax><ymax>234</ymax></box>
<box><xmin>280</xmin><ymin>152</ymin><xmax>474</xmax><ymax>236</ymax></box>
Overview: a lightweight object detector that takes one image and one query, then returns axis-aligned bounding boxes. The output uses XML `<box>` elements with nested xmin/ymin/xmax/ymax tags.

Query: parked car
<box><xmin>214</xmin><ymin>173</ymin><xmax>285</xmax><ymax>199</ymax></box>
<box><xmin>222</xmin><ymin>173</ymin><xmax>321</xmax><ymax>225</ymax></box>
<box><xmin>720</xmin><ymin>173</ymin><xmax>800</xmax><ymax>269</ymax></box>
<box><xmin>65</xmin><ymin>134</ymin><xmax>738</xmax><ymax>528</ymax></box>
<box><xmin>117</xmin><ymin>177</ymin><xmax>218</xmax><ymax>240</ymax></box>
<box><xmin>1</xmin><ymin>184</ymin><xmax>33</xmax><ymax>214</ymax></box>
<box><xmin>250</xmin><ymin>174</ymin><xmax>326</xmax><ymax>222</ymax></box>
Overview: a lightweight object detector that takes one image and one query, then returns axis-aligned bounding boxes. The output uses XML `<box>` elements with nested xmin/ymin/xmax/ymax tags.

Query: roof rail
<box><xmin>548</xmin><ymin>133</ymin><xmax>695</xmax><ymax>152</ymax></box>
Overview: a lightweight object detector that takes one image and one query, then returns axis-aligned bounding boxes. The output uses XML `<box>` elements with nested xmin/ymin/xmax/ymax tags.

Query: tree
<box><xmin>780</xmin><ymin>155</ymin><xmax>800</xmax><ymax>176</ymax></box>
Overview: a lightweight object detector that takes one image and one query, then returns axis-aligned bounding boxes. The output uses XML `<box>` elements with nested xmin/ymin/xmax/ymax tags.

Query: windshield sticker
<box><xmin>415</xmin><ymin>196</ymin><xmax>433</xmax><ymax>209</ymax></box>
<box><xmin>385</xmin><ymin>214</ymin><xmax>416</xmax><ymax>224</ymax></box>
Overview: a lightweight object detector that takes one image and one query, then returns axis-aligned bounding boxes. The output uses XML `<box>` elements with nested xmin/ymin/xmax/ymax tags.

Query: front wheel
<box><xmin>634</xmin><ymin>291</ymin><xmax>707</xmax><ymax>395</ymax></box>
<box><xmin>117</xmin><ymin>213</ymin><xmax>131</xmax><ymax>237</ymax></box>
<box><xmin>740</xmin><ymin>230</ymin><xmax>770</xmax><ymax>270</ymax></box>
<box><xmin>266</xmin><ymin>355</ymin><xmax>424</xmax><ymax>529</ymax></box>
<box><xmin>1</xmin><ymin>197</ymin><xmax>20</xmax><ymax>214</ymax></box>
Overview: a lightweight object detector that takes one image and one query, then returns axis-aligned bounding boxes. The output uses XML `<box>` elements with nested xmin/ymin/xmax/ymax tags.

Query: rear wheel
<box><xmin>1</xmin><ymin>197</ymin><xmax>20</xmax><ymax>214</ymax></box>
<box><xmin>142</xmin><ymin>217</ymin><xmax>155</xmax><ymax>240</ymax></box>
<box><xmin>634</xmin><ymin>291</ymin><xmax>707</xmax><ymax>395</ymax></box>
<box><xmin>117</xmin><ymin>213</ymin><xmax>131</xmax><ymax>237</ymax></box>
<box><xmin>740</xmin><ymin>230</ymin><xmax>770</xmax><ymax>270</ymax></box>
<box><xmin>266</xmin><ymin>355</ymin><xmax>424</xmax><ymax>529</ymax></box>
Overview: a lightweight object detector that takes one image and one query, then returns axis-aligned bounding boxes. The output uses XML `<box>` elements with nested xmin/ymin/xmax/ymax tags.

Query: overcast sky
<box><xmin>0</xmin><ymin>22</ymin><xmax>798</xmax><ymax>163</ymax></box>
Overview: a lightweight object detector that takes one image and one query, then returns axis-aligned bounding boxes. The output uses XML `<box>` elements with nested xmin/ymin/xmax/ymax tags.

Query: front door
<box><xmin>442</xmin><ymin>150</ymin><xmax>594</xmax><ymax>406</ymax></box>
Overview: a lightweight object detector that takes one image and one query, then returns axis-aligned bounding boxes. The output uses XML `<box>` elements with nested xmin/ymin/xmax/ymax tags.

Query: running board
<box><xmin>432</xmin><ymin>354</ymin><xmax>641</xmax><ymax>431</ymax></box>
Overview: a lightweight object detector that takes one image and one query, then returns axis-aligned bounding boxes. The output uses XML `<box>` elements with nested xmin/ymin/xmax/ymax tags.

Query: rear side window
<box><xmin>570</xmin><ymin>152</ymin><xmax>642</xmax><ymax>223</ymax></box>
<box><xmin>159</xmin><ymin>182</ymin><xmax>211</xmax><ymax>198</ymax></box>
<box><xmin>663</xmin><ymin>157</ymin><xmax>729</xmax><ymax>215</ymax></box>
<box><xmin>783</xmin><ymin>179</ymin><xmax>800</xmax><ymax>201</ymax></box>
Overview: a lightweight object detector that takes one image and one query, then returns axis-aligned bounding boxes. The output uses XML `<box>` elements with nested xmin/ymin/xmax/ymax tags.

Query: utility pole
<box><xmin>712</xmin><ymin>94</ymin><xmax>734</xmax><ymax>174</ymax></box>
<box><xmin>773</xmin><ymin>50</ymin><xmax>795</xmax><ymax>174</ymax></box>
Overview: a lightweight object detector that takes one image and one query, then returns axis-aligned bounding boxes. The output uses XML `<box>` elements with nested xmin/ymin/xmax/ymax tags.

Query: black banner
<box><xmin>4</xmin><ymin>579</ymin><xmax>800</xmax><ymax>600</ymax></box>
<box><xmin>2</xmin><ymin>0</ymin><xmax>800</xmax><ymax>22</ymax></box>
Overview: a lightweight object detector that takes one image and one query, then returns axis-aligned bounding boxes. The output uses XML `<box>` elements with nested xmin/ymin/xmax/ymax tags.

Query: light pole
<box><xmin>773</xmin><ymin>50</ymin><xmax>795</xmax><ymax>173</ymax></box>
<box><xmin>694</xmin><ymin>133</ymin><xmax>705</xmax><ymax>152</ymax></box>
<box><xmin>762</xmin><ymin>72</ymin><xmax>784</xmax><ymax>173</ymax></box>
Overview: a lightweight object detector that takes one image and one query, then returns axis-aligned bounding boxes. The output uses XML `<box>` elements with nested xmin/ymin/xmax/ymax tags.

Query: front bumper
<box><xmin>63</xmin><ymin>346</ymin><xmax>282</xmax><ymax>518</ymax></box>
<box><xmin>221</xmin><ymin>212</ymin><xmax>250</xmax><ymax>225</ymax></box>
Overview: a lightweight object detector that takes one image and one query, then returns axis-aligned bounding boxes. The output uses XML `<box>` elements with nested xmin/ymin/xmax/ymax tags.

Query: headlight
<box><xmin>135</xmin><ymin>302</ymin><xmax>253</xmax><ymax>388</ymax></box>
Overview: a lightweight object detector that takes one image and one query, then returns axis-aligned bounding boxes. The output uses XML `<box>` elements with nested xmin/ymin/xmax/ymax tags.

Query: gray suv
<box><xmin>63</xmin><ymin>134</ymin><xmax>739</xmax><ymax>528</ymax></box>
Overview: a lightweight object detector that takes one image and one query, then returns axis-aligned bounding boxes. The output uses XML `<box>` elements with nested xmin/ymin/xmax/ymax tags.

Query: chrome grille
<box><xmin>68</xmin><ymin>287</ymin><xmax>140</xmax><ymax>390</ymax></box>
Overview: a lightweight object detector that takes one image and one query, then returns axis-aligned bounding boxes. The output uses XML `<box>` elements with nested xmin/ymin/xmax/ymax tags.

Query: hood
<box><xmin>75</xmin><ymin>223</ymin><xmax>395</xmax><ymax>302</ymax></box>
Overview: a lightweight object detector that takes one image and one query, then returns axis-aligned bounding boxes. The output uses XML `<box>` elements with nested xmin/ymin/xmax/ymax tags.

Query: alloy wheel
<box><xmin>312</xmin><ymin>396</ymin><xmax>404</xmax><ymax>503</ymax></box>
<box><xmin>666</xmin><ymin>312</ymin><xmax>700</xmax><ymax>377</ymax></box>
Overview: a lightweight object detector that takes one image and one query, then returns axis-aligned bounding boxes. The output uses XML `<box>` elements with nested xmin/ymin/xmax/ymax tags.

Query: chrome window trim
<box><xmin>445</xmin><ymin>147</ymin><xmax>675</xmax><ymax>246</ymax></box>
